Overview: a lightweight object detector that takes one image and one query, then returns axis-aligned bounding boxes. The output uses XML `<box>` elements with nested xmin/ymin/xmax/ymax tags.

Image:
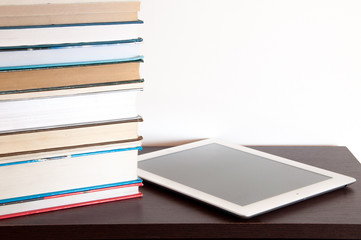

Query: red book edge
<box><xmin>0</xmin><ymin>184</ymin><xmax>143</xmax><ymax>220</ymax></box>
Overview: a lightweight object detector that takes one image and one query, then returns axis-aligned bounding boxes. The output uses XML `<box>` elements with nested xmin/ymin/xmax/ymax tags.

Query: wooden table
<box><xmin>0</xmin><ymin>146</ymin><xmax>360</xmax><ymax>239</ymax></box>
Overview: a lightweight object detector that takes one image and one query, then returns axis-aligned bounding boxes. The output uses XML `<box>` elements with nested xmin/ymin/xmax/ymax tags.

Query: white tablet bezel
<box><xmin>138</xmin><ymin>139</ymin><xmax>356</xmax><ymax>218</ymax></box>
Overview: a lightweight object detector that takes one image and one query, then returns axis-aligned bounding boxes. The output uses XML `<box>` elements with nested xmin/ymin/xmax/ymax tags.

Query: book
<box><xmin>0</xmin><ymin>1</ymin><xmax>140</xmax><ymax>27</ymax></box>
<box><xmin>0</xmin><ymin>13</ymin><xmax>139</xmax><ymax>28</ymax></box>
<box><xmin>0</xmin><ymin>140</ymin><xmax>142</xmax><ymax>202</ymax></box>
<box><xmin>0</xmin><ymin>89</ymin><xmax>141</xmax><ymax>132</ymax></box>
<box><xmin>0</xmin><ymin>61</ymin><xmax>141</xmax><ymax>92</ymax></box>
<box><xmin>0</xmin><ymin>0</ymin><xmax>140</xmax><ymax>4</ymax></box>
<box><xmin>0</xmin><ymin>118</ymin><xmax>142</xmax><ymax>156</ymax></box>
<box><xmin>0</xmin><ymin>21</ymin><xmax>143</xmax><ymax>48</ymax></box>
<box><xmin>0</xmin><ymin>181</ymin><xmax>143</xmax><ymax>220</ymax></box>
<box><xmin>0</xmin><ymin>79</ymin><xmax>144</xmax><ymax>101</ymax></box>
<box><xmin>0</xmin><ymin>39</ymin><xmax>143</xmax><ymax>69</ymax></box>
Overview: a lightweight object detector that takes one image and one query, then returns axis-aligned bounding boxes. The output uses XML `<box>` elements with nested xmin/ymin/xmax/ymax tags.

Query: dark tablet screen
<box><xmin>138</xmin><ymin>143</ymin><xmax>330</xmax><ymax>206</ymax></box>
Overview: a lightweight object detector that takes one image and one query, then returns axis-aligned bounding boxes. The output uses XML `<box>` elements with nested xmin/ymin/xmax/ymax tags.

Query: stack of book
<box><xmin>0</xmin><ymin>0</ymin><xmax>144</xmax><ymax>219</ymax></box>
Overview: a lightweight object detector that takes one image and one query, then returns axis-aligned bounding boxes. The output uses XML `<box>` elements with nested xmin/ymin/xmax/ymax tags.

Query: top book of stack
<box><xmin>0</xmin><ymin>0</ymin><xmax>140</xmax><ymax>27</ymax></box>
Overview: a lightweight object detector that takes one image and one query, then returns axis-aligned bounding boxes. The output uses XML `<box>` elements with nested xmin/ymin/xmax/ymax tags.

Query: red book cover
<box><xmin>0</xmin><ymin>183</ymin><xmax>143</xmax><ymax>220</ymax></box>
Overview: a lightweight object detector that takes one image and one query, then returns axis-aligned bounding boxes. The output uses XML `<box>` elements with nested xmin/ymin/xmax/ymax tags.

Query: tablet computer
<box><xmin>138</xmin><ymin>139</ymin><xmax>356</xmax><ymax>218</ymax></box>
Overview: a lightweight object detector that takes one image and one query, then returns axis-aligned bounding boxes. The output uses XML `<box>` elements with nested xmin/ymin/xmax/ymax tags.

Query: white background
<box><xmin>138</xmin><ymin>0</ymin><xmax>361</xmax><ymax>161</ymax></box>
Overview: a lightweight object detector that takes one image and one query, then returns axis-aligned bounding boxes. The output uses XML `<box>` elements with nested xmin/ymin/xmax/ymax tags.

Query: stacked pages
<box><xmin>0</xmin><ymin>0</ymin><xmax>144</xmax><ymax>219</ymax></box>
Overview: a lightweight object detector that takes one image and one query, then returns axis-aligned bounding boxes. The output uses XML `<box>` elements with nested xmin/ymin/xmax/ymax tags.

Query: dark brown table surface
<box><xmin>0</xmin><ymin>146</ymin><xmax>360</xmax><ymax>240</ymax></box>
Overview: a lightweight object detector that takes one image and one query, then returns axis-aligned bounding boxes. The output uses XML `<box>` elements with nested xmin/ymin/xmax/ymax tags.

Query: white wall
<box><xmin>138</xmin><ymin>0</ymin><xmax>361</xmax><ymax>161</ymax></box>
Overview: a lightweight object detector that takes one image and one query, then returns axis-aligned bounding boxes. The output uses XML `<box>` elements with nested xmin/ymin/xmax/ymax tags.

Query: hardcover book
<box><xmin>0</xmin><ymin>1</ymin><xmax>140</xmax><ymax>26</ymax></box>
<box><xmin>0</xmin><ymin>61</ymin><xmax>142</xmax><ymax>92</ymax></box>
<box><xmin>0</xmin><ymin>79</ymin><xmax>144</xmax><ymax>101</ymax></box>
<box><xmin>0</xmin><ymin>118</ymin><xmax>142</xmax><ymax>156</ymax></box>
<box><xmin>0</xmin><ymin>39</ymin><xmax>143</xmax><ymax>69</ymax></box>
<box><xmin>0</xmin><ymin>89</ymin><xmax>141</xmax><ymax>132</ymax></box>
<box><xmin>0</xmin><ymin>181</ymin><xmax>143</xmax><ymax>220</ymax></box>
<box><xmin>0</xmin><ymin>141</ymin><xmax>142</xmax><ymax>202</ymax></box>
<box><xmin>0</xmin><ymin>21</ymin><xmax>143</xmax><ymax>47</ymax></box>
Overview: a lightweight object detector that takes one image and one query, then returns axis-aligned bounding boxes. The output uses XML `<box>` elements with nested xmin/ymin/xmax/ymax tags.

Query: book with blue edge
<box><xmin>0</xmin><ymin>21</ymin><xmax>144</xmax><ymax>48</ymax></box>
<box><xmin>0</xmin><ymin>38</ymin><xmax>143</xmax><ymax>70</ymax></box>
<box><xmin>0</xmin><ymin>140</ymin><xmax>143</xmax><ymax>220</ymax></box>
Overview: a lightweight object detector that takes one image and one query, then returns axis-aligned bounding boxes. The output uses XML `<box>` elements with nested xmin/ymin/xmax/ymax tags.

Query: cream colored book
<box><xmin>0</xmin><ymin>80</ymin><xmax>144</xmax><ymax>101</ymax></box>
<box><xmin>0</xmin><ymin>12</ymin><xmax>139</xmax><ymax>27</ymax></box>
<box><xmin>0</xmin><ymin>118</ymin><xmax>142</xmax><ymax>156</ymax></box>
<box><xmin>0</xmin><ymin>61</ymin><xmax>141</xmax><ymax>92</ymax></box>
<box><xmin>0</xmin><ymin>0</ymin><xmax>139</xmax><ymax>5</ymax></box>
<box><xmin>0</xmin><ymin>1</ymin><xmax>140</xmax><ymax>26</ymax></box>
